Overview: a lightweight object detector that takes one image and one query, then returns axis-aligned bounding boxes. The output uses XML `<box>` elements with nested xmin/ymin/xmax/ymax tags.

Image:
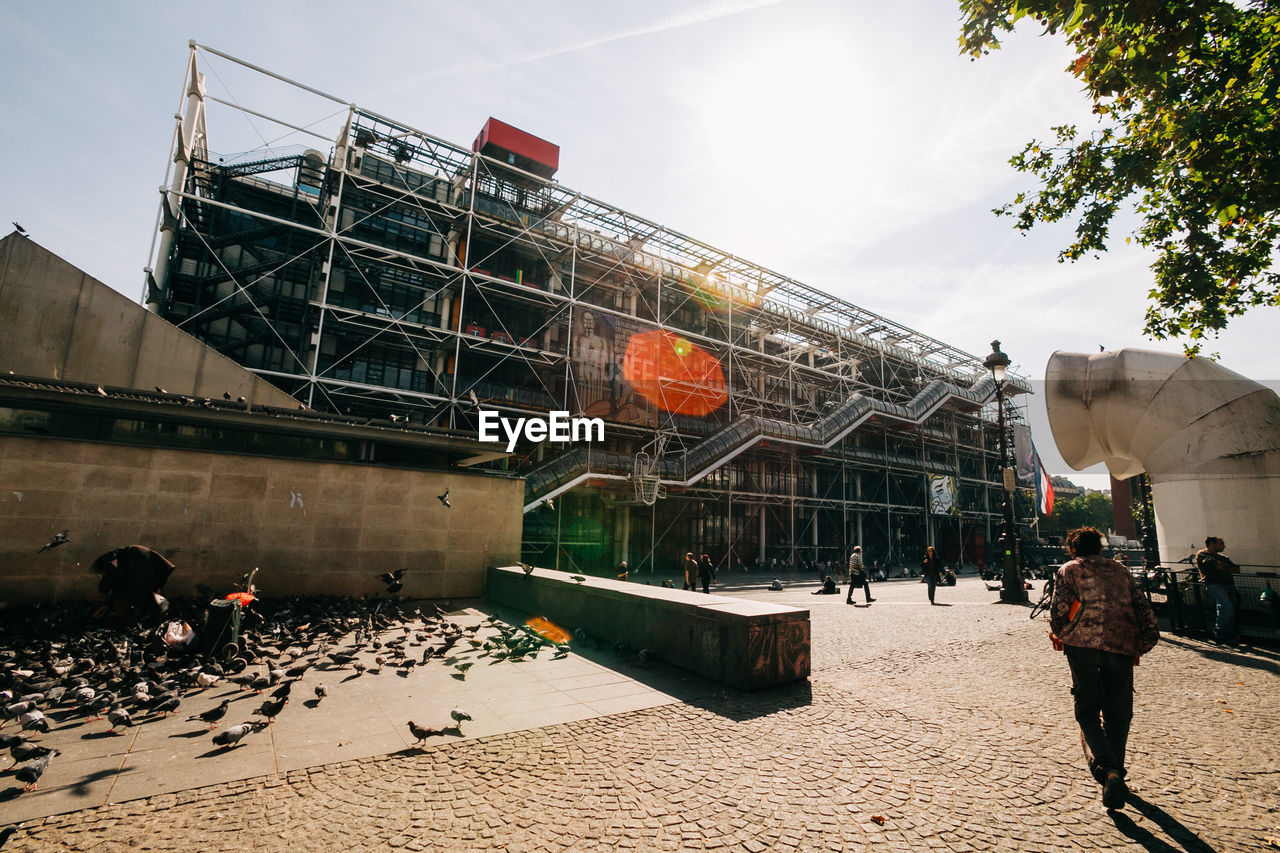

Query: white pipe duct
<box><xmin>1046</xmin><ymin>348</ymin><xmax>1280</xmax><ymax>569</ymax></box>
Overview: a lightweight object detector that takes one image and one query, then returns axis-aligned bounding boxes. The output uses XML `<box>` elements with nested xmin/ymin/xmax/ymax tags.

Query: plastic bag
<box><xmin>162</xmin><ymin>621</ymin><xmax>195</xmax><ymax>648</ymax></box>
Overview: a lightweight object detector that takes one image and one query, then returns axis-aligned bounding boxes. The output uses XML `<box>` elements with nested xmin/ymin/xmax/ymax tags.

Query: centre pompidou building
<box><xmin>150</xmin><ymin>44</ymin><xmax>1033</xmax><ymax>577</ymax></box>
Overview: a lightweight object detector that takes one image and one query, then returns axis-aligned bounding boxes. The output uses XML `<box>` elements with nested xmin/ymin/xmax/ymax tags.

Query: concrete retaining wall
<box><xmin>1</xmin><ymin>435</ymin><xmax>523</xmax><ymax>603</ymax></box>
<box><xmin>486</xmin><ymin>565</ymin><xmax>810</xmax><ymax>690</ymax></box>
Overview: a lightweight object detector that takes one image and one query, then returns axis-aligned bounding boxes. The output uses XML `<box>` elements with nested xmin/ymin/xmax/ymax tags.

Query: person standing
<box><xmin>1196</xmin><ymin>536</ymin><xmax>1242</xmax><ymax>644</ymax></box>
<box><xmin>921</xmin><ymin>546</ymin><xmax>943</xmax><ymax>605</ymax></box>
<box><xmin>698</xmin><ymin>553</ymin><xmax>715</xmax><ymax>594</ymax></box>
<box><xmin>845</xmin><ymin>546</ymin><xmax>874</xmax><ymax>605</ymax></box>
<box><xmin>1049</xmin><ymin>527</ymin><xmax>1160</xmax><ymax>810</ymax></box>
<box><xmin>683</xmin><ymin>552</ymin><xmax>699</xmax><ymax>592</ymax></box>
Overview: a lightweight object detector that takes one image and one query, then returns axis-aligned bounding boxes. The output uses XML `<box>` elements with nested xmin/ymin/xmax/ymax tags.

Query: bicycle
<box><xmin>1029</xmin><ymin>571</ymin><xmax>1056</xmax><ymax>621</ymax></box>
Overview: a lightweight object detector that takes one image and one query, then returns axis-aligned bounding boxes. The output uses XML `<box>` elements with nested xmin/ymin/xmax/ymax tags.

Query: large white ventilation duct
<box><xmin>1046</xmin><ymin>348</ymin><xmax>1280</xmax><ymax>569</ymax></box>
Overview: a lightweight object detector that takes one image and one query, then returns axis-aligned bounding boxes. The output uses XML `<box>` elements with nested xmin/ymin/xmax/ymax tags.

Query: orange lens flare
<box><xmin>622</xmin><ymin>330</ymin><xmax>727</xmax><ymax>416</ymax></box>
<box><xmin>525</xmin><ymin>616</ymin><xmax>571</xmax><ymax>645</ymax></box>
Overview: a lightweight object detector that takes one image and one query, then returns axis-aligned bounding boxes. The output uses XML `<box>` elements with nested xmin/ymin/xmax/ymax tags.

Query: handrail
<box><xmin>522</xmin><ymin>375</ymin><xmax>1018</xmax><ymax>512</ymax></box>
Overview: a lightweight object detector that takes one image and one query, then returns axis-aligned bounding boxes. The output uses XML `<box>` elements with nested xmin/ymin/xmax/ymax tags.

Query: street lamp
<box><xmin>984</xmin><ymin>340</ymin><xmax>1027</xmax><ymax>604</ymax></box>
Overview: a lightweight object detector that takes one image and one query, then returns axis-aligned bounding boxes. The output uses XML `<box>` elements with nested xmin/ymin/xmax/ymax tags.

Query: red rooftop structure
<box><xmin>472</xmin><ymin>117</ymin><xmax>559</xmax><ymax>179</ymax></box>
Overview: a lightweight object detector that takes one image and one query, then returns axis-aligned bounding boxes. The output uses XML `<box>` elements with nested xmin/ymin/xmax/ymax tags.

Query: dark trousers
<box><xmin>700</xmin><ymin>576</ymin><xmax>711</xmax><ymax>593</ymax></box>
<box><xmin>1064</xmin><ymin>646</ymin><xmax>1134</xmax><ymax>783</ymax></box>
<box><xmin>926</xmin><ymin>575</ymin><xmax>938</xmax><ymax>603</ymax></box>
<box><xmin>846</xmin><ymin>575</ymin><xmax>871</xmax><ymax>603</ymax></box>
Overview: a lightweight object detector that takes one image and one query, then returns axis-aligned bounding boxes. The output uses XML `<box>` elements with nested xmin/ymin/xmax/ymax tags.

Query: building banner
<box><xmin>1013</xmin><ymin>423</ymin><xmax>1036</xmax><ymax>485</ymax></box>
<box><xmin>929</xmin><ymin>475</ymin><xmax>958</xmax><ymax>515</ymax></box>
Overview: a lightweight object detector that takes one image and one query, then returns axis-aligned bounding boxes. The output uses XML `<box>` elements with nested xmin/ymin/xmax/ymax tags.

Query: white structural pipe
<box><xmin>1046</xmin><ymin>348</ymin><xmax>1280</xmax><ymax>569</ymax></box>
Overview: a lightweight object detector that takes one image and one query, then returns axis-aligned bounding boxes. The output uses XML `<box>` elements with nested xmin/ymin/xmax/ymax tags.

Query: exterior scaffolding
<box><xmin>148</xmin><ymin>43</ymin><xmax>1036</xmax><ymax>578</ymax></box>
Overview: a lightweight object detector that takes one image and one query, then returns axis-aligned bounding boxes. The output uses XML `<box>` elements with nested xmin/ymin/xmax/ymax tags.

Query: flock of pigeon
<box><xmin>0</xmin><ymin>586</ymin><xmax>588</xmax><ymax>796</ymax></box>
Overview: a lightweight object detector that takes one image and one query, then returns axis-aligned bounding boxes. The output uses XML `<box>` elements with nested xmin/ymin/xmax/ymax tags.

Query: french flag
<box><xmin>1033</xmin><ymin>447</ymin><xmax>1055</xmax><ymax>516</ymax></box>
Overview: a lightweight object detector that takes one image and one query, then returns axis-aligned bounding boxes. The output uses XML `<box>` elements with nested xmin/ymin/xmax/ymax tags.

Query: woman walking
<box><xmin>921</xmin><ymin>546</ymin><xmax>943</xmax><ymax>604</ymax></box>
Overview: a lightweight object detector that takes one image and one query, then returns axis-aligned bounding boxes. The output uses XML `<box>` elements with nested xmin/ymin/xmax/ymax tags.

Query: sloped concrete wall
<box><xmin>1</xmin><ymin>435</ymin><xmax>523</xmax><ymax>604</ymax></box>
<box><xmin>0</xmin><ymin>234</ymin><xmax>299</xmax><ymax>407</ymax></box>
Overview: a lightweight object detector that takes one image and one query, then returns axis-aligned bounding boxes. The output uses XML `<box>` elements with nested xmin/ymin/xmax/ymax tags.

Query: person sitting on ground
<box><xmin>812</xmin><ymin>575</ymin><xmax>839</xmax><ymax>595</ymax></box>
<box><xmin>769</xmin><ymin>578</ymin><xmax>784</xmax><ymax>591</ymax></box>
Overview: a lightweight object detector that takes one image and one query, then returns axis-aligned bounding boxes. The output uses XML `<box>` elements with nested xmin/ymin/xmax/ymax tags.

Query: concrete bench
<box><xmin>486</xmin><ymin>566</ymin><xmax>809</xmax><ymax>690</ymax></box>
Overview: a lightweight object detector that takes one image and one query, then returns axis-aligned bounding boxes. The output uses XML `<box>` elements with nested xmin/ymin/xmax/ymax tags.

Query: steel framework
<box><xmin>149</xmin><ymin>44</ymin><xmax>1036</xmax><ymax>577</ymax></box>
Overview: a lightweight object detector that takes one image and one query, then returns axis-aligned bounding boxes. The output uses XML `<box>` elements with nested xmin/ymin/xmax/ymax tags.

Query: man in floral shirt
<box><xmin>1050</xmin><ymin>527</ymin><xmax>1160</xmax><ymax>810</ymax></box>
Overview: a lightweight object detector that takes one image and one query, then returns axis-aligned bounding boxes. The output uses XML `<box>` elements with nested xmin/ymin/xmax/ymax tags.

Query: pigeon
<box><xmin>211</xmin><ymin>722</ymin><xmax>255</xmax><ymax>748</ymax></box>
<box><xmin>151</xmin><ymin>694</ymin><xmax>181</xmax><ymax>717</ymax></box>
<box><xmin>544</xmin><ymin>498</ymin><xmax>554</xmax><ymax>511</ymax></box>
<box><xmin>15</xmin><ymin>748</ymin><xmax>59</xmax><ymax>792</ymax></box>
<box><xmin>450</xmin><ymin>707</ymin><xmax>471</xmax><ymax>727</ymax></box>
<box><xmin>437</xmin><ymin>489</ymin><xmax>451</xmax><ymax>508</ymax></box>
<box><xmin>378</xmin><ymin>569</ymin><xmax>407</xmax><ymax>586</ymax></box>
<box><xmin>521</xmin><ymin>563</ymin><xmax>535</xmax><ymax>576</ymax></box>
<box><xmin>270</xmin><ymin>680</ymin><xmax>294</xmax><ymax>700</ymax></box>
<box><xmin>407</xmin><ymin>721</ymin><xmax>439</xmax><ymax>745</ymax></box>
<box><xmin>254</xmin><ymin>696</ymin><xmax>286</xmax><ymax>723</ymax></box>
<box><xmin>452</xmin><ymin>662</ymin><xmax>473</xmax><ymax>678</ymax></box>
<box><xmin>570</xmin><ymin>575</ymin><xmax>586</xmax><ymax>583</ymax></box>
<box><xmin>10</xmin><ymin>741</ymin><xmax>50</xmax><ymax>763</ymax></box>
<box><xmin>389</xmin><ymin>413</ymin><xmax>406</xmax><ymax>423</ymax></box>
<box><xmin>106</xmin><ymin>706</ymin><xmax>133</xmax><ymax>731</ymax></box>
<box><xmin>468</xmin><ymin>389</ymin><xmax>480</xmax><ymax>407</ymax></box>
<box><xmin>223</xmin><ymin>391</ymin><xmax>232</xmax><ymax>401</ymax></box>
<box><xmin>19</xmin><ymin>709</ymin><xmax>49</xmax><ymax>733</ymax></box>
<box><xmin>313</xmin><ymin>684</ymin><xmax>327</xmax><ymax>702</ymax></box>
<box><xmin>4</xmin><ymin>700</ymin><xmax>36</xmax><ymax>719</ymax></box>
<box><xmin>12</xmin><ymin>222</ymin><xmax>27</xmax><ymax>236</ymax></box>
<box><xmin>195</xmin><ymin>671</ymin><xmax>220</xmax><ymax>689</ymax></box>
<box><xmin>189</xmin><ymin>699</ymin><xmax>230</xmax><ymax>728</ymax></box>
<box><xmin>38</xmin><ymin>531</ymin><xmax>69</xmax><ymax>553</ymax></box>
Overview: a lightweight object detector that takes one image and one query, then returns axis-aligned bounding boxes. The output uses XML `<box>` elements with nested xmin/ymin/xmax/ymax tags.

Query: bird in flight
<box><xmin>38</xmin><ymin>530</ymin><xmax>69</xmax><ymax>553</ymax></box>
<box><xmin>12</xmin><ymin>222</ymin><xmax>27</xmax><ymax>236</ymax></box>
<box><xmin>437</xmin><ymin>489</ymin><xmax>451</xmax><ymax>508</ymax></box>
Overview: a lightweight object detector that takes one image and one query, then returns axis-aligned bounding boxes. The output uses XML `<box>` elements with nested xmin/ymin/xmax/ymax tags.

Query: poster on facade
<box><xmin>929</xmin><ymin>475</ymin><xmax>958</xmax><ymax>515</ymax></box>
<box><xmin>570</xmin><ymin>308</ymin><xmax>616</xmax><ymax>414</ymax></box>
<box><xmin>1013</xmin><ymin>423</ymin><xmax>1036</xmax><ymax>485</ymax></box>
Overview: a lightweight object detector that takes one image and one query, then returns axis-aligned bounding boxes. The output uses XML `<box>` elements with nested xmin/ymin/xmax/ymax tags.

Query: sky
<box><xmin>2</xmin><ymin>0</ymin><xmax>1277</xmax><ymax>493</ymax></box>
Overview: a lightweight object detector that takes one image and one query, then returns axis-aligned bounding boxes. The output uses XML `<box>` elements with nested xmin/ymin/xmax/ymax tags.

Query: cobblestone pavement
<box><xmin>4</xmin><ymin>577</ymin><xmax>1278</xmax><ymax>852</ymax></box>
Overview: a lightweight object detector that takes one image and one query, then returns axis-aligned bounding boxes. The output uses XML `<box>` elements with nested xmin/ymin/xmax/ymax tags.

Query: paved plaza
<box><xmin>2</xmin><ymin>575</ymin><xmax>1277</xmax><ymax>851</ymax></box>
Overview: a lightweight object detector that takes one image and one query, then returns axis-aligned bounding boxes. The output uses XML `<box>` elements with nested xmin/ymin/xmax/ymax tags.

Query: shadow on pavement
<box><xmin>70</xmin><ymin>767</ymin><xmax>124</xmax><ymax>798</ymax></box>
<box><xmin>1110</xmin><ymin>794</ymin><xmax>1218</xmax><ymax>853</ymax></box>
<box><xmin>687</xmin><ymin>680</ymin><xmax>813</xmax><ymax>722</ymax></box>
<box><xmin>1159</xmin><ymin>636</ymin><xmax>1280</xmax><ymax>675</ymax></box>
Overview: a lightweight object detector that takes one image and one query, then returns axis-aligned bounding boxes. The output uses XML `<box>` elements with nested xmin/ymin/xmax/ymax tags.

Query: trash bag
<box><xmin>162</xmin><ymin>621</ymin><xmax>195</xmax><ymax>648</ymax></box>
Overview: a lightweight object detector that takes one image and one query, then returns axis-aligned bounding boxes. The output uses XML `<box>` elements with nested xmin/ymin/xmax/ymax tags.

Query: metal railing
<box><xmin>1137</xmin><ymin>568</ymin><xmax>1280</xmax><ymax>641</ymax></box>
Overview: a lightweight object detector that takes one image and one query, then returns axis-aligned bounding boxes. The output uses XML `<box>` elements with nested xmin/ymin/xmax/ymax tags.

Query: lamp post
<box><xmin>984</xmin><ymin>340</ymin><xmax>1027</xmax><ymax>604</ymax></box>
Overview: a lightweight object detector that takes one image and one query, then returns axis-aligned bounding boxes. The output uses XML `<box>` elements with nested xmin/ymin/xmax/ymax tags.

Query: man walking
<box><xmin>1196</xmin><ymin>536</ymin><xmax>1242</xmax><ymax>644</ymax></box>
<box><xmin>845</xmin><ymin>546</ymin><xmax>874</xmax><ymax>605</ymax></box>
<box><xmin>1050</xmin><ymin>527</ymin><xmax>1160</xmax><ymax>810</ymax></box>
